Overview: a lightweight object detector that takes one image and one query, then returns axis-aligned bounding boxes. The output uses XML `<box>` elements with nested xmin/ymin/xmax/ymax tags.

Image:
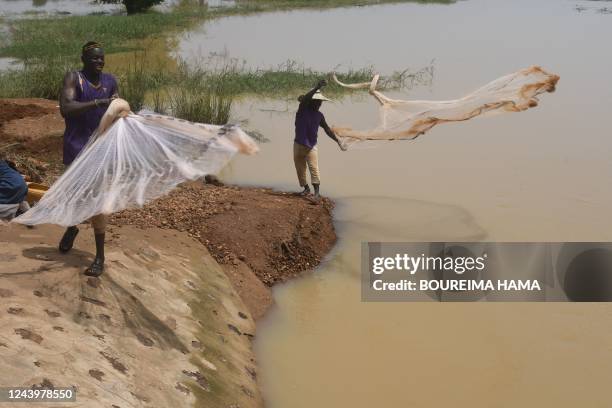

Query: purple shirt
<box><xmin>294</xmin><ymin>104</ymin><xmax>324</xmax><ymax>149</ymax></box>
<box><xmin>63</xmin><ymin>71</ymin><xmax>117</xmax><ymax>165</ymax></box>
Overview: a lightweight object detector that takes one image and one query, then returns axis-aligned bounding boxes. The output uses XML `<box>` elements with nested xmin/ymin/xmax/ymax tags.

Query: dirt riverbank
<box><xmin>110</xmin><ymin>182</ymin><xmax>336</xmax><ymax>320</ymax></box>
<box><xmin>0</xmin><ymin>98</ymin><xmax>338</xmax><ymax>407</ymax></box>
<box><xmin>0</xmin><ymin>97</ymin><xmax>337</xmax><ymax>318</ymax></box>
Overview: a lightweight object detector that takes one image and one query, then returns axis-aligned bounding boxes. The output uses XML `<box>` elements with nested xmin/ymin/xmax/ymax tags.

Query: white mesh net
<box><xmin>332</xmin><ymin>66</ymin><xmax>560</xmax><ymax>146</ymax></box>
<box><xmin>13</xmin><ymin>99</ymin><xmax>258</xmax><ymax>227</ymax></box>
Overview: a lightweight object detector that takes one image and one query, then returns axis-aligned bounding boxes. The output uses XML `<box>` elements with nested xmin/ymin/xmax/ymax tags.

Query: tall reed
<box><xmin>169</xmin><ymin>86</ymin><xmax>232</xmax><ymax>125</ymax></box>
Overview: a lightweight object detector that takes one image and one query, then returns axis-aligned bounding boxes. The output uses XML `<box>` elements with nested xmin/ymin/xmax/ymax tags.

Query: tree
<box><xmin>98</xmin><ymin>0</ymin><xmax>164</xmax><ymax>15</ymax></box>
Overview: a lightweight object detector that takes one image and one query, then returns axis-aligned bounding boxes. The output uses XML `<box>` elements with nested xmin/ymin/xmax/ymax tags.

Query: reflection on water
<box><xmin>0</xmin><ymin>57</ymin><xmax>22</xmax><ymax>71</ymax></box>
<box><xmin>213</xmin><ymin>0</ymin><xmax>612</xmax><ymax>406</ymax></box>
<box><xmin>575</xmin><ymin>0</ymin><xmax>612</xmax><ymax>14</ymax></box>
<box><xmin>333</xmin><ymin>195</ymin><xmax>486</xmax><ymax>243</ymax></box>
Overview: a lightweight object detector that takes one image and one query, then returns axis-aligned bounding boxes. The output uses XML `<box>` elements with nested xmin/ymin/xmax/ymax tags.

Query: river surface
<box><xmin>178</xmin><ymin>0</ymin><xmax>612</xmax><ymax>406</ymax></box>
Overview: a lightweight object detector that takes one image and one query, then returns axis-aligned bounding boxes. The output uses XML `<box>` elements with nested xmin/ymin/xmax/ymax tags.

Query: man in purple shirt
<box><xmin>294</xmin><ymin>79</ymin><xmax>346</xmax><ymax>201</ymax></box>
<box><xmin>57</xmin><ymin>41</ymin><xmax>118</xmax><ymax>277</ymax></box>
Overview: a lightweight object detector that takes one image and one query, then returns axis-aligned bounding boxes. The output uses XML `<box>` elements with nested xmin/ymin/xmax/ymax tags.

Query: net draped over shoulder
<box><xmin>331</xmin><ymin>66</ymin><xmax>560</xmax><ymax>146</ymax></box>
<box><xmin>13</xmin><ymin>99</ymin><xmax>258</xmax><ymax>227</ymax></box>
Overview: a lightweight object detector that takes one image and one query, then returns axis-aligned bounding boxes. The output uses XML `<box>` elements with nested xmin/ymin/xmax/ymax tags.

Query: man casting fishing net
<box><xmin>57</xmin><ymin>41</ymin><xmax>118</xmax><ymax>277</ymax></box>
<box><xmin>294</xmin><ymin>79</ymin><xmax>347</xmax><ymax>201</ymax></box>
<box><xmin>14</xmin><ymin>50</ymin><xmax>258</xmax><ymax>261</ymax></box>
<box><xmin>14</xmin><ymin>59</ymin><xmax>557</xmax><ymax>277</ymax></box>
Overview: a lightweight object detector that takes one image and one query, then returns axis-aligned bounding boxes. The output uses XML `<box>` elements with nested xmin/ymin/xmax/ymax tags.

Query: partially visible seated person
<box><xmin>0</xmin><ymin>159</ymin><xmax>29</xmax><ymax>221</ymax></box>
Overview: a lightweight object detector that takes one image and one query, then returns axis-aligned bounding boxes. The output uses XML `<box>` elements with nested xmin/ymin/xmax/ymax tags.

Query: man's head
<box><xmin>309</xmin><ymin>90</ymin><xmax>331</xmax><ymax>111</ymax></box>
<box><xmin>309</xmin><ymin>99</ymin><xmax>323</xmax><ymax>111</ymax></box>
<box><xmin>81</xmin><ymin>41</ymin><xmax>105</xmax><ymax>74</ymax></box>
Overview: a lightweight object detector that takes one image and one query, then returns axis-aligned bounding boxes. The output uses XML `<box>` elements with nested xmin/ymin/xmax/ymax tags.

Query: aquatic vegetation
<box><xmin>0</xmin><ymin>7</ymin><xmax>209</xmax><ymax>60</ymax></box>
<box><xmin>0</xmin><ymin>57</ymin><xmax>73</xmax><ymax>99</ymax></box>
<box><xmin>168</xmin><ymin>86</ymin><xmax>233</xmax><ymax>125</ymax></box>
<box><xmin>0</xmin><ymin>0</ymin><xmax>435</xmax><ymax>120</ymax></box>
<box><xmin>167</xmin><ymin>58</ymin><xmax>433</xmax><ymax>98</ymax></box>
<box><xmin>0</xmin><ymin>55</ymin><xmax>433</xmax><ymax>119</ymax></box>
<box><xmin>216</xmin><ymin>0</ymin><xmax>455</xmax><ymax>15</ymax></box>
<box><xmin>117</xmin><ymin>57</ymin><xmax>149</xmax><ymax>112</ymax></box>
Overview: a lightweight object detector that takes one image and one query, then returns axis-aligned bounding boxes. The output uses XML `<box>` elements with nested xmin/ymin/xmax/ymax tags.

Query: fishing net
<box><xmin>331</xmin><ymin>66</ymin><xmax>560</xmax><ymax>147</ymax></box>
<box><xmin>13</xmin><ymin>99</ymin><xmax>258</xmax><ymax>227</ymax></box>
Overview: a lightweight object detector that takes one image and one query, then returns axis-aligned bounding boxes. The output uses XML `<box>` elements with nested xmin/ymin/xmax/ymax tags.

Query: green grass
<box><xmin>0</xmin><ymin>58</ymin><xmax>73</xmax><ymax>99</ymax></box>
<box><xmin>0</xmin><ymin>55</ymin><xmax>433</xmax><ymax>120</ymax></box>
<box><xmin>216</xmin><ymin>0</ymin><xmax>455</xmax><ymax>16</ymax></box>
<box><xmin>195</xmin><ymin>59</ymin><xmax>434</xmax><ymax>97</ymax></box>
<box><xmin>0</xmin><ymin>6</ymin><xmax>208</xmax><ymax>61</ymax></box>
<box><xmin>168</xmin><ymin>86</ymin><xmax>233</xmax><ymax>125</ymax></box>
<box><xmin>118</xmin><ymin>57</ymin><xmax>149</xmax><ymax>111</ymax></box>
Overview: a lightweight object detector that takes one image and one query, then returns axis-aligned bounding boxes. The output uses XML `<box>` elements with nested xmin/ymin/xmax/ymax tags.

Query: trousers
<box><xmin>293</xmin><ymin>142</ymin><xmax>320</xmax><ymax>186</ymax></box>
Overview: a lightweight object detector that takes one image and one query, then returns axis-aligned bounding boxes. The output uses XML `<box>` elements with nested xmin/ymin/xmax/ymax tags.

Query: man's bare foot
<box><xmin>84</xmin><ymin>258</ymin><xmax>104</xmax><ymax>277</ymax></box>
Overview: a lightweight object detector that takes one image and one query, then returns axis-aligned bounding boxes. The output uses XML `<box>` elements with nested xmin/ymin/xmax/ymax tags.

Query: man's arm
<box><xmin>320</xmin><ymin>116</ymin><xmax>347</xmax><ymax>151</ymax></box>
<box><xmin>298</xmin><ymin>79</ymin><xmax>327</xmax><ymax>105</ymax></box>
<box><xmin>59</xmin><ymin>72</ymin><xmax>112</xmax><ymax>118</ymax></box>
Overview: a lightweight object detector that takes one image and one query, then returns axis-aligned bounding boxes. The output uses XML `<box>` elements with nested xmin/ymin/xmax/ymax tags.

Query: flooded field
<box><xmin>0</xmin><ymin>0</ymin><xmax>121</xmax><ymax>16</ymax></box>
<box><xmin>0</xmin><ymin>0</ymin><xmax>231</xmax><ymax>17</ymax></box>
<box><xmin>196</xmin><ymin>0</ymin><xmax>612</xmax><ymax>406</ymax></box>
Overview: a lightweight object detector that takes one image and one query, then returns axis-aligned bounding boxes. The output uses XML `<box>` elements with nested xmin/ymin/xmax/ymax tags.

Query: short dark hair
<box><xmin>82</xmin><ymin>41</ymin><xmax>103</xmax><ymax>55</ymax></box>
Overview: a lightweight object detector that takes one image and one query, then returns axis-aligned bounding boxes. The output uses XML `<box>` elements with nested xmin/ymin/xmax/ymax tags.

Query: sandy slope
<box><xmin>0</xmin><ymin>223</ymin><xmax>261</xmax><ymax>408</ymax></box>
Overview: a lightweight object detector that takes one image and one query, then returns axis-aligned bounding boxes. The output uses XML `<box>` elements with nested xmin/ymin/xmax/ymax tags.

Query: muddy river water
<box><xmin>177</xmin><ymin>0</ymin><xmax>612</xmax><ymax>407</ymax></box>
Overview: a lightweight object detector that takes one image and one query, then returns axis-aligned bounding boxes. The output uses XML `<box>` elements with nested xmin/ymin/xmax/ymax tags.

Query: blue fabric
<box><xmin>294</xmin><ymin>104</ymin><xmax>324</xmax><ymax>149</ymax></box>
<box><xmin>63</xmin><ymin>71</ymin><xmax>118</xmax><ymax>165</ymax></box>
<box><xmin>0</xmin><ymin>161</ymin><xmax>28</xmax><ymax>204</ymax></box>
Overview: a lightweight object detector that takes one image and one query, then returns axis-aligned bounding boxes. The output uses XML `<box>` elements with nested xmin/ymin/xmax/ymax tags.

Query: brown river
<box><xmin>176</xmin><ymin>0</ymin><xmax>612</xmax><ymax>406</ymax></box>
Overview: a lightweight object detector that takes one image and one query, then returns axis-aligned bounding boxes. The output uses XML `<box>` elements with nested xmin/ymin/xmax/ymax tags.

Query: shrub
<box><xmin>97</xmin><ymin>0</ymin><xmax>165</xmax><ymax>15</ymax></box>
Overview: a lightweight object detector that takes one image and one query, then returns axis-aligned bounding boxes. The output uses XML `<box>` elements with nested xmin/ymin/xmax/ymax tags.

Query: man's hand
<box><xmin>95</xmin><ymin>97</ymin><xmax>116</xmax><ymax>107</ymax></box>
<box><xmin>317</xmin><ymin>79</ymin><xmax>328</xmax><ymax>89</ymax></box>
<box><xmin>94</xmin><ymin>98</ymin><xmax>113</xmax><ymax>107</ymax></box>
<box><xmin>337</xmin><ymin>140</ymin><xmax>348</xmax><ymax>151</ymax></box>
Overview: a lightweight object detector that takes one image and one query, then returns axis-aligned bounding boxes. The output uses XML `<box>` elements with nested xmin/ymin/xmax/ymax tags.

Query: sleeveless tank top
<box><xmin>294</xmin><ymin>103</ymin><xmax>324</xmax><ymax>149</ymax></box>
<box><xmin>63</xmin><ymin>71</ymin><xmax>117</xmax><ymax>165</ymax></box>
